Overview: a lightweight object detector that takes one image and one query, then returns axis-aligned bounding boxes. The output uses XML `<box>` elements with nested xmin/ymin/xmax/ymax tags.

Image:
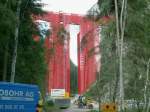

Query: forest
<box><xmin>0</xmin><ymin>0</ymin><xmax>149</xmax><ymax>112</ymax></box>
<box><xmin>0</xmin><ymin>0</ymin><xmax>46</xmax><ymax>94</ymax></box>
<box><xmin>86</xmin><ymin>0</ymin><xmax>150</xmax><ymax>112</ymax></box>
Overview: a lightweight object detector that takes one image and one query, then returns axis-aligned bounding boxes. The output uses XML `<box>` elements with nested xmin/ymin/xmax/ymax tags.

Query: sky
<box><xmin>42</xmin><ymin>0</ymin><xmax>97</xmax><ymax>15</ymax></box>
<box><xmin>41</xmin><ymin>0</ymin><xmax>97</xmax><ymax>65</ymax></box>
<box><xmin>69</xmin><ymin>25</ymin><xmax>80</xmax><ymax>65</ymax></box>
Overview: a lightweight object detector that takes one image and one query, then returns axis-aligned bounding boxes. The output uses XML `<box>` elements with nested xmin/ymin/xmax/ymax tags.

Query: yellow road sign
<box><xmin>101</xmin><ymin>103</ymin><xmax>117</xmax><ymax>112</ymax></box>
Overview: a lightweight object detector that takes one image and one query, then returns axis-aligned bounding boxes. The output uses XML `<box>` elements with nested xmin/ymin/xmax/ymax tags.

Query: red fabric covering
<box><xmin>34</xmin><ymin>12</ymin><xmax>100</xmax><ymax>95</ymax></box>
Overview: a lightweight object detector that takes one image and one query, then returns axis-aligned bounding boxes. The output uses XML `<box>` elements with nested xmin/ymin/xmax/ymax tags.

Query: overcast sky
<box><xmin>41</xmin><ymin>0</ymin><xmax>97</xmax><ymax>65</ymax></box>
<box><xmin>41</xmin><ymin>0</ymin><xmax>97</xmax><ymax>15</ymax></box>
<box><xmin>69</xmin><ymin>25</ymin><xmax>80</xmax><ymax>65</ymax></box>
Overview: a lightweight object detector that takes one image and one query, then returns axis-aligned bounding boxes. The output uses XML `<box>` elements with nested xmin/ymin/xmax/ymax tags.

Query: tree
<box><xmin>0</xmin><ymin>0</ymin><xmax>46</xmax><ymax>95</ymax></box>
<box><xmin>70</xmin><ymin>60</ymin><xmax>78</xmax><ymax>94</ymax></box>
<box><xmin>10</xmin><ymin>0</ymin><xmax>22</xmax><ymax>82</ymax></box>
<box><xmin>87</xmin><ymin>0</ymin><xmax>150</xmax><ymax>112</ymax></box>
<box><xmin>0</xmin><ymin>0</ymin><xmax>17</xmax><ymax>81</ymax></box>
<box><xmin>14</xmin><ymin>0</ymin><xmax>46</xmax><ymax>94</ymax></box>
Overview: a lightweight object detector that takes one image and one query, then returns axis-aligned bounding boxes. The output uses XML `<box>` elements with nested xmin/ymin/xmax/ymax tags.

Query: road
<box><xmin>48</xmin><ymin>98</ymin><xmax>99</xmax><ymax>112</ymax></box>
<box><xmin>60</xmin><ymin>105</ymin><xmax>91</xmax><ymax>112</ymax></box>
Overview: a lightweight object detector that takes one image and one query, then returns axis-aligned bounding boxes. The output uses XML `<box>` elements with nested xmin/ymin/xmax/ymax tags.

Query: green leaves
<box><xmin>98</xmin><ymin>0</ymin><xmax>114</xmax><ymax>16</ymax></box>
<box><xmin>70</xmin><ymin>60</ymin><xmax>78</xmax><ymax>94</ymax></box>
<box><xmin>88</xmin><ymin>0</ymin><xmax>150</xmax><ymax>105</ymax></box>
<box><xmin>0</xmin><ymin>0</ymin><xmax>46</xmax><ymax>94</ymax></box>
<box><xmin>0</xmin><ymin>4</ymin><xmax>16</xmax><ymax>46</ymax></box>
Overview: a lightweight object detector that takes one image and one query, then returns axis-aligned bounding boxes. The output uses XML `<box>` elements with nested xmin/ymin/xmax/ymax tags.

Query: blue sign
<box><xmin>0</xmin><ymin>82</ymin><xmax>39</xmax><ymax>112</ymax></box>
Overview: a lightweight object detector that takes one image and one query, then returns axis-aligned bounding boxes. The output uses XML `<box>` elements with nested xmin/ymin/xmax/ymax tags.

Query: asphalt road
<box><xmin>60</xmin><ymin>105</ymin><xmax>91</xmax><ymax>112</ymax></box>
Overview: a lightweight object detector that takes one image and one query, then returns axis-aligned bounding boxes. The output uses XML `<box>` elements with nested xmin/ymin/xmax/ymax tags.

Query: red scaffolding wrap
<box><xmin>34</xmin><ymin>12</ymin><xmax>100</xmax><ymax>95</ymax></box>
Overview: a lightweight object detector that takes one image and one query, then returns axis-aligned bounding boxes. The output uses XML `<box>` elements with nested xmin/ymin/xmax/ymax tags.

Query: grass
<box><xmin>43</xmin><ymin>100</ymin><xmax>60</xmax><ymax>112</ymax></box>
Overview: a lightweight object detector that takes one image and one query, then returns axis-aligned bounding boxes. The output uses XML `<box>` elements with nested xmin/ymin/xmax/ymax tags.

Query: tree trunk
<box><xmin>113</xmin><ymin>60</ymin><xmax>119</xmax><ymax>102</ymax></box>
<box><xmin>143</xmin><ymin>58</ymin><xmax>150</xmax><ymax>112</ymax></box>
<box><xmin>3</xmin><ymin>44</ymin><xmax>9</xmax><ymax>81</ymax></box>
<box><xmin>119</xmin><ymin>0</ymin><xmax>127</xmax><ymax>110</ymax></box>
<box><xmin>10</xmin><ymin>0</ymin><xmax>21</xmax><ymax>82</ymax></box>
<box><xmin>95</xmin><ymin>71</ymin><xmax>102</xmax><ymax>112</ymax></box>
<box><xmin>3</xmin><ymin>0</ymin><xmax>10</xmax><ymax>81</ymax></box>
<box><xmin>114</xmin><ymin>0</ymin><xmax>127</xmax><ymax>111</ymax></box>
<box><xmin>95</xmin><ymin>79</ymin><xmax>101</xmax><ymax>112</ymax></box>
<box><xmin>146</xmin><ymin>98</ymin><xmax>150</xmax><ymax>112</ymax></box>
<box><xmin>109</xmin><ymin>82</ymin><xmax>112</xmax><ymax>101</ymax></box>
<box><xmin>114</xmin><ymin>0</ymin><xmax>121</xmax><ymax>110</ymax></box>
<box><xmin>119</xmin><ymin>0</ymin><xmax>125</xmax><ymax>109</ymax></box>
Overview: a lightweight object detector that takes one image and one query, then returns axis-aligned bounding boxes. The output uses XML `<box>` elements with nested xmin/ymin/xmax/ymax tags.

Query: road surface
<box><xmin>60</xmin><ymin>105</ymin><xmax>91</xmax><ymax>112</ymax></box>
<box><xmin>49</xmin><ymin>98</ymin><xmax>99</xmax><ymax>112</ymax></box>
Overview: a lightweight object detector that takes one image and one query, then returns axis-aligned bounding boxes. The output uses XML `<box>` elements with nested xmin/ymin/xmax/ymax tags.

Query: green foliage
<box><xmin>70</xmin><ymin>60</ymin><xmax>78</xmax><ymax>94</ymax></box>
<box><xmin>80</xmin><ymin>36</ymin><xmax>88</xmax><ymax>51</ymax></box>
<box><xmin>0</xmin><ymin>5</ymin><xmax>16</xmax><ymax>46</ymax></box>
<box><xmin>14</xmin><ymin>0</ymin><xmax>46</xmax><ymax>94</ymax></box>
<box><xmin>123</xmin><ymin>0</ymin><xmax>150</xmax><ymax>101</ymax></box>
<box><xmin>57</xmin><ymin>25</ymin><xmax>68</xmax><ymax>45</ymax></box>
<box><xmin>0</xmin><ymin>0</ymin><xmax>46</xmax><ymax>95</ymax></box>
<box><xmin>98</xmin><ymin>0</ymin><xmax>115</xmax><ymax>16</ymax></box>
<box><xmin>0</xmin><ymin>0</ymin><xmax>17</xmax><ymax>81</ymax></box>
<box><xmin>88</xmin><ymin>0</ymin><xmax>150</xmax><ymax>109</ymax></box>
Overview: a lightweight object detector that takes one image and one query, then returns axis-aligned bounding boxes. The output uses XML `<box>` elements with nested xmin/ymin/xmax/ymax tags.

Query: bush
<box><xmin>45</xmin><ymin>100</ymin><xmax>54</xmax><ymax>107</ymax></box>
<box><xmin>125</xmin><ymin>108</ymin><xmax>143</xmax><ymax>112</ymax></box>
